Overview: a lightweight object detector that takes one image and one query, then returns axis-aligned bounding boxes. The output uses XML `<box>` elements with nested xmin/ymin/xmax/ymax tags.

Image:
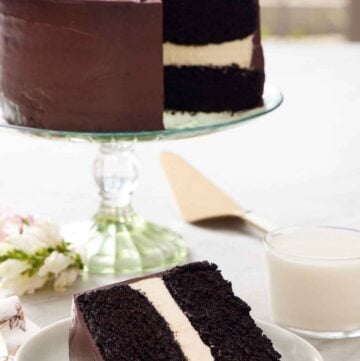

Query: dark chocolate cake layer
<box><xmin>165</xmin><ymin>65</ymin><xmax>265</xmax><ymax>112</ymax></box>
<box><xmin>70</xmin><ymin>285</ymin><xmax>187</xmax><ymax>361</ymax></box>
<box><xmin>163</xmin><ymin>262</ymin><xmax>281</xmax><ymax>361</ymax></box>
<box><xmin>163</xmin><ymin>0</ymin><xmax>258</xmax><ymax>44</ymax></box>
<box><xmin>0</xmin><ymin>0</ymin><xmax>164</xmax><ymax>132</ymax></box>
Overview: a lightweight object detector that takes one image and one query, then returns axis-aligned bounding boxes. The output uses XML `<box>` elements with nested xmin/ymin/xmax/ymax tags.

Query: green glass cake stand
<box><xmin>0</xmin><ymin>83</ymin><xmax>283</xmax><ymax>275</ymax></box>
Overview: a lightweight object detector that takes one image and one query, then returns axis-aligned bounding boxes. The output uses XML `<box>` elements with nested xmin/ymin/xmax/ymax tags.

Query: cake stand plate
<box><xmin>14</xmin><ymin>318</ymin><xmax>323</xmax><ymax>361</ymax></box>
<box><xmin>0</xmin><ymin>83</ymin><xmax>283</xmax><ymax>275</ymax></box>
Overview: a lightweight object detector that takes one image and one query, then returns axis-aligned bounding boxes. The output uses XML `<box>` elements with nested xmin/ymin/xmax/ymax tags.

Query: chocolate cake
<box><xmin>69</xmin><ymin>262</ymin><xmax>281</xmax><ymax>361</ymax></box>
<box><xmin>0</xmin><ymin>0</ymin><xmax>264</xmax><ymax>132</ymax></box>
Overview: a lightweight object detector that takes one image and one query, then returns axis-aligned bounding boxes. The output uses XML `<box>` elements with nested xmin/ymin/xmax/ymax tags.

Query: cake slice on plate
<box><xmin>69</xmin><ymin>262</ymin><xmax>281</xmax><ymax>360</ymax></box>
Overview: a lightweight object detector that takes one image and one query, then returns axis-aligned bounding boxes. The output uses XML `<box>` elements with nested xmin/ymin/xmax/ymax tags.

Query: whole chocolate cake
<box><xmin>69</xmin><ymin>262</ymin><xmax>281</xmax><ymax>361</ymax></box>
<box><xmin>0</xmin><ymin>0</ymin><xmax>264</xmax><ymax>132</ymax></box>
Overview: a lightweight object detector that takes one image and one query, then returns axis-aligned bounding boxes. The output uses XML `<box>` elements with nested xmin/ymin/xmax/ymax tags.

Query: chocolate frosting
<box><xmin>0</xmin><ymin>0</ymin><xmax>164</xmax><ymax>132</ymax></box>
<box><xmin>69</xmin><ymin>302</ymin><xmax>104</xmax><ymax>361</ymax></box>
<box><xmin>251</xmin><ymin>1</ymin><xmax>265</xmax><ymax>72</ymax></box>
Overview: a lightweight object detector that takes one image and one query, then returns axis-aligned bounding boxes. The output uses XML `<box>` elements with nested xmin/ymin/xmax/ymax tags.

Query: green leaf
<box><xmin>0</xmin><ymin>241</ymin><xmax>84</xmax><ymax>277</ymax></box>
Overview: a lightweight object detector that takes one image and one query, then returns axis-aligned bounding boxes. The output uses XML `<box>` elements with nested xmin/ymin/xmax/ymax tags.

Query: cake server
<box><xmin>161</xmin><ymin>152</ymin><xmax>276</xmax><ymax>234</ymax></box>
<box><xmin>0</xmin><ymin>332</ymin><xmax>8</xmax><ymax>359</ymax></box>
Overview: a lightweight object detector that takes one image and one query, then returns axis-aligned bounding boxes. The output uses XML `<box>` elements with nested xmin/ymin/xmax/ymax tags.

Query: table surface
<box><xmin>0</xmin><ymin>41</ymin><xmax>360</xmax><ymax>361</ymax></box>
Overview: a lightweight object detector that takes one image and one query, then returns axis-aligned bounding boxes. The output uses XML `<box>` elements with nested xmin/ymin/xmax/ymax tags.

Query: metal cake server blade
<box><xmin>161</xmin><ymin>152</ymin><xmax>276</xmax><ymax>233</ymax></box>
<box><xmin>0</xmin><ymin>332</ymin><xmax>8</xmax><ymax>359</ymax></box>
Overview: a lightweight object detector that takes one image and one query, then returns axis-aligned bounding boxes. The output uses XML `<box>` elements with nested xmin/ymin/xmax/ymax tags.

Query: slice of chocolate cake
<box><xmin>163</xmin><ymin>0</ymin><xmax>265</xmax><ymax>113</ymax></box>
<box><xmin>69</xmin><ymin>262</ymin><xmax>281</xmax><ymax>361</ymax></box>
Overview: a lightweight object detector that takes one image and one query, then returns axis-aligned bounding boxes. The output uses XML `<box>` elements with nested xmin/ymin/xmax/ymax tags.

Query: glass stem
<box><xmin>94</xmin><ymin>141</ymin><xmax>140</xmax><ymax>223</ymax></box>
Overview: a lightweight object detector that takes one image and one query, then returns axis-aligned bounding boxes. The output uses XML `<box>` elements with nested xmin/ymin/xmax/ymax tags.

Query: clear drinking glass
<box><xmin>264</xmin><ymin>226</ymin><xmax>360</xmax><ymax>339</ymax></box>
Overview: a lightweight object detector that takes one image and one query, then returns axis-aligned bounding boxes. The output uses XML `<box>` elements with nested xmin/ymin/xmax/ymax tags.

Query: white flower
<box><xmin>6</xmin><ymin>233</ymin><xmax>47</xmax><ymax>254</ymax></box>
<box><xmin>38</xmin><ymin>251</ymin><xmax>73</xmax><ymax>277</ymax></box>
<box><xmin>0</xmin><ymin>213</ymin><xmax>83</xmax><ymax>296</ymax></box>
<box><xmin>0</xmin><ymin>259</ymin><xmax>30</xmax><ymax>279</ymax></box>
<box><xmin>0</xmin><ymin>242</ymin><xmax>14</xmax><ymax>256</ymax></box>
<box><xmin>1</xmin><ymin>274</ymin><xmax>47</xmax><ymax>296</ymax></box>
<box><xmin>24</xmin><ymin>221</ymin><xmax>63</xmax><ymax>248</ymax></box>
<box><xmin>54</xmin><ymin>268</ymin><xmax>79</xmax><ymax>292</ymax></box>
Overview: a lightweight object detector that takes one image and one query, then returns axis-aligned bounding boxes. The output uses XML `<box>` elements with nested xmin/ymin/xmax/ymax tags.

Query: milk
<box><xmin>265</xmin><ymin>227</ymin><xmax>360</xmax><ymax>333</ymax></box>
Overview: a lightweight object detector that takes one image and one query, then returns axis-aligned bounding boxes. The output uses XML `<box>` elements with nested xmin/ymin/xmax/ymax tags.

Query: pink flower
<box><xmin>0</xmin><ymin>209</ymin><xmax>35</xmax><ymax>242</ymax></box>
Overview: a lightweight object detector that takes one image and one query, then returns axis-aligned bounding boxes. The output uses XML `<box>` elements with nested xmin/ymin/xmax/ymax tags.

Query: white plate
<box><xmin>15</xmin><ymin>318</ymin><xmax>323</xmax><ymax>361</ymax></box>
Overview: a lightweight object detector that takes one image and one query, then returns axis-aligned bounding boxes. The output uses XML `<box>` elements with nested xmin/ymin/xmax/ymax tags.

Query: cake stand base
<box><xmin>84</xmin><ymin>209</ymin><xmax>186</xmax><ymax>275</ymax></box>
<box><xmin>67</xmin><ymin>142</ymin><xmax>187</xmax><ymax>275</ymax></box>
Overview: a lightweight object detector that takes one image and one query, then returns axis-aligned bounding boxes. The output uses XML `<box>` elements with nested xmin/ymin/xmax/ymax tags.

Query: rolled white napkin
<box><xmin>0</xmin><ymin>296</ymin><xmax>40</xmax><ymax>359</ymax></box>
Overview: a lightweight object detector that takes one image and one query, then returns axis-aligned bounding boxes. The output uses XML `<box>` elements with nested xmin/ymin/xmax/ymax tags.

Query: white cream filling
<box><xmin>130</xmin><ymin>278</ymin><xmax>214</xmax><ymax>361</ymax></box>
<box><xmin>164</xmin><ymin>34</ymin><xmax>254</xmax><ymax>68</ymax></box>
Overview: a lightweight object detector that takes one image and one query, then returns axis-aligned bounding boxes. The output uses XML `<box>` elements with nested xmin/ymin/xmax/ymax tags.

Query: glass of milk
<box><xmin>265</xmin><ymin>226</ymin><xmax>360</xmax><ymax>339</ymax></box>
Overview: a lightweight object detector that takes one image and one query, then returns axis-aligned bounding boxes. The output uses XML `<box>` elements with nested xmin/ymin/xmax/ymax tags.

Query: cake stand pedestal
<box><xmin>86</xmin><ymin>141</ymin><xmax>186</xmax><ymax>274</ymax></box>
<box><xmin>0</xmin><ymin>83</ymin><xmax>283</xmax><ymax>275</ymax></box>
